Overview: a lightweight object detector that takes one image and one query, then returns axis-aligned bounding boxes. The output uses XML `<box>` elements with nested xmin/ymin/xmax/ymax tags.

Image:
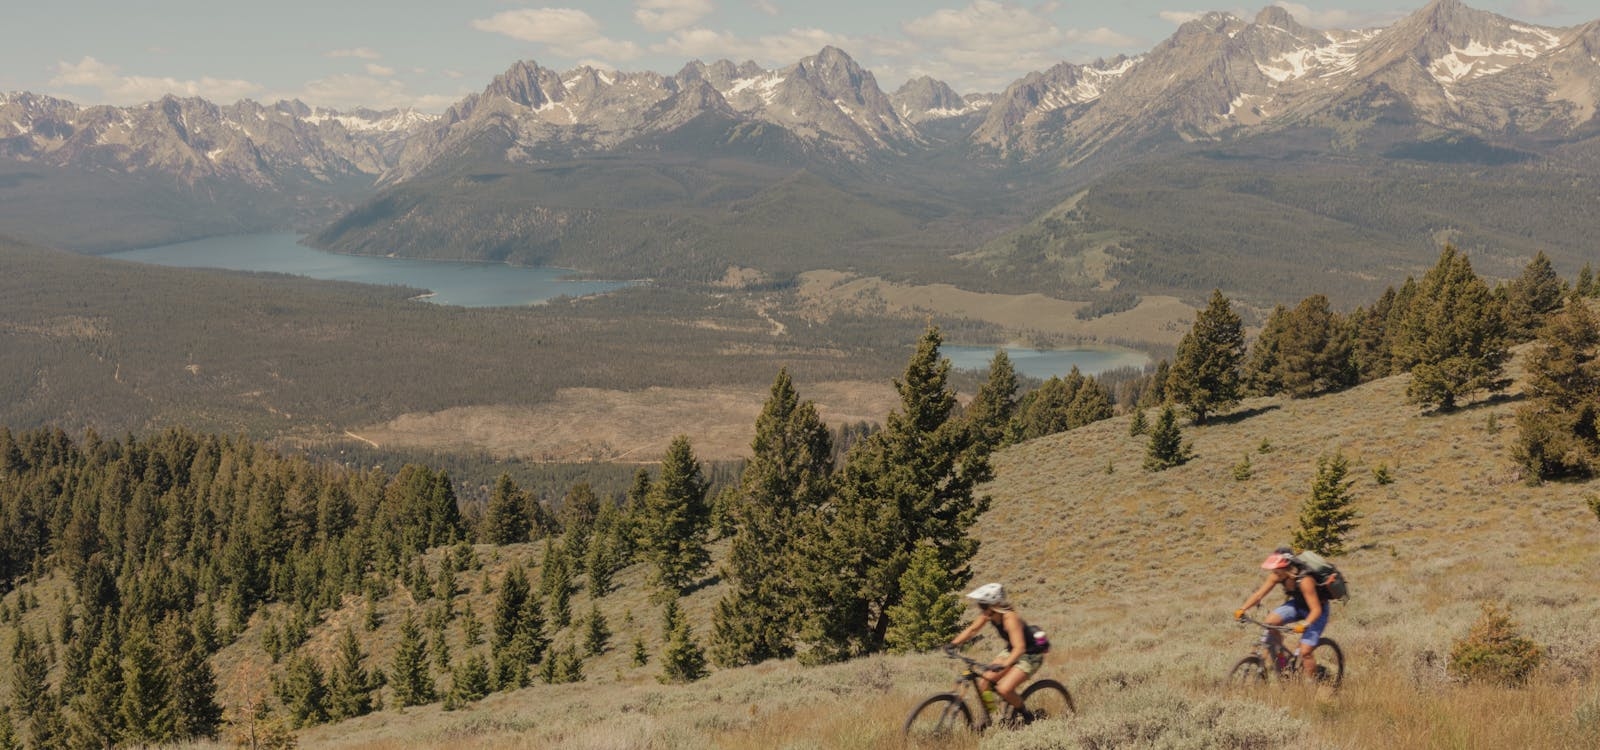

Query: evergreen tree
<box><xmin>883</xmin><ymin>545</ymin><xmax>963</xmax><ymax>653</ymax></box>
<box><xmin>1275</xmin><ymin>294</ymin><xmax>1356</xmax><ymax>398</ymax></box>
<box><xmin>712</xmin><ymin>369</ymin><xmax>834</xmax><ymax>668</ymax></box>
<box><xmin>389</xmin><ymin>614</ymin><xmax>436</xmax><ymax>707</ymax></box>
<box><xmin>1138</xmin><ymin>359</ymin><xmax>1171</xmax><ymax>408</ymax></box>
<box><xmin>490</xmin><ymin>566</ymin><xmax>548</xmax><ymax>690</ymax></box>
<box><xmin>70</xmin><ymin>628</ymin><xmax>124</xmax><ymax>748</ymax></box>
<box><xmin>1242</xmin><ymin>304</ymin><xmax>1290</xmax><ymax>396</ymax></box>
<box><xmin>658</xmin><ymin>602</ymin><xmax>708</xmax><ymax>684</ymax></box>
<box><xmin>483</xmin><ymin>473</ymin><xmax>530</xmax><ymax>545</ymax></box>
<box><xmin>539</xmin><ymin>539</ymin><xmax>573</xmax><ymax>629</ymax></box>
<box><xmin>10</xmin><ymin>628</ymin><xmax>50</xmax><ymax>720</ymax></box>
<box><xmin>1010</xmin><ymin>375</ymin><xmax>1075</xmax><ymax>441</ymax></box>
<box><xmin>1292</xmin><ymin>451</ymin><xmax>1359</xmax><ymax>556</ymax></box>
<box><xmin>1398</xmin><ymin>246</ymin><xmax>1511</xmax><ymax>410</ymax></box>
<box><xmin>445</xmin><ymin>653</ymin><xmax>491</xmax><ymax>709</ymax></box>
<box><xmin>554</xmin><ymin>643</ymin><xmax>585</xmax><ymax>684</ymax></box>
<box><xmin>965</xmin><ymin>350</ymin><xmax>1020</xmax><ymax>451</ymax></box>
<box><xmin>327</xmin><ymin>627</ymin><xmax>380</xmax><ymax>721</ymax></box>
<box><xmin>558</xmin><ymin>483</ymin><xmax>601</xmax><ymax>571</ymax></box>
<box><xmin>274</xmin><ymin>652</ymin><xmax>330</xmax><ymax>728</ymax></box>
<box><xmin>118</xmin><ymin>623</ymin><xmax>174</xmax><ymax>744</ymax></box>
<box><xmin>160</xmin><ymin>614</ymin><xmax>222</xmax><ymax>740</ymax></box>
<box><xmin>1128</xmin><ymin>408</ymin><xmax>1149</xmax><ymax>437</ymax></box>
<box><xmin>584</xmin><ymin>605</ymin><xmax>611</xmax><ymax>656</ymax></box>
<box><xmin>0</xmin><ymin>710</ymin><xmax>15</xmax><ymax>750</ymax></box>
<box><xmin>1505</xmin><ymin>251</ymin><xmax>1566</xmax><ymax>341</ymax></box>
<box><xmin>1514</xmin><ymin>299</ymin><xmax>1600</xmax><ymax>481</ymax></box>
<box><xmin>1576</xmin><ymin>263</ymin><xmax>1595</xmax><ymax>298</ymax></box>
<box><xmin>1168</xmin><ymin>289</ymin><xmax>1246</xmax><ymax>424</ymax></box>
<box><xmin>801</xmin><ymin>325</ymin><xmax>992</xmax><ymax>659</ymax></box>
<box><xmin>1350</xmin><ymin>287</ymin><xmax>1397</xmax><ymax>381</ymax></box>
<box><xmin>638</xmin><ymin>436</ymin><xmax>712</xmax><ymax>593</ymax></box>
<box><xmin>1143</xmin><ymin>405</ymin><xmax>1191</xmax><ymax>471</ymax></box>
<box><xmin>631</xmin><ymin>635</ymin><xmax>650</xmax><ymax>667</ymax></box>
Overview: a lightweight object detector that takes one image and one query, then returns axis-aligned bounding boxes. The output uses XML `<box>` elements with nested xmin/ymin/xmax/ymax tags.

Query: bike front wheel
<box><xmin>902</xmin><ymin>693</ymin><xmax>975</xmax><ymax>746</ymax></box>
<box><xmin>1228</xmin><ymin>655</ymin><xmax>1268</xmax><ymax>687</ymax></box>
<box><xmin>1020</xmin><ymin>678</ymin><xmax>1075</xmax><ymax>721</ymax></box>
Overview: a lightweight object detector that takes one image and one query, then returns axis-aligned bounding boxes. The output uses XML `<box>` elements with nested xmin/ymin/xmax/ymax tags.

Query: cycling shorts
<box><xmin>994</xmin><ymin>650</ymin><xmax>1044</xmax><ymax>676</ymax></box>
<box><xmin>1271</xmin><ymin>601</ymin><xmax>1329</xmax><ymax>646</ymax></box>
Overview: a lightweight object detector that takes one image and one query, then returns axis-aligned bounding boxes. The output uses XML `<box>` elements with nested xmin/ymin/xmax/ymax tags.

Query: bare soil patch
<box><xmin>350</xmin><ymin>380</ymin><xmax>900</xmax><ymax>463</ymax></box>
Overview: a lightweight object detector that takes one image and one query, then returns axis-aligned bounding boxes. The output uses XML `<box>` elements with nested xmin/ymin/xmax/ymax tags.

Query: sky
<box><xmin>3</xmin><ymin>0</ymin><xmax>1593</xmax><ymax>113</ymax></box>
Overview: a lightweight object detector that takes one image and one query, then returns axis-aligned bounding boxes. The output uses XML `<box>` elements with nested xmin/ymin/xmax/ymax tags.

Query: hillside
<box><xmin>8</xmin><ymin>345</ymin><xmax>1575</xmax><ymax>749</ymax></box>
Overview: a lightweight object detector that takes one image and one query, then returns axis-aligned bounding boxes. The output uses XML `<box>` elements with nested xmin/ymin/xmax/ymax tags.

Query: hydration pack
<box><xmin>1294</xmin><ymin>550</ymin><xmax>1349</xmax><ymax>601</ymax></box>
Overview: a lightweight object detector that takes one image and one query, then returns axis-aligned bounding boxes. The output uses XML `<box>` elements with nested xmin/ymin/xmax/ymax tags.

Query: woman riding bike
<box><xmin>1234</xmin><ymin>547</ymin><xmax>1327</xmax><ymax>680</ymax></box>
<box><xmin>947</xmin><ymin>583</ymin><xmax>1043</xmax><ymax>725</ymax></box>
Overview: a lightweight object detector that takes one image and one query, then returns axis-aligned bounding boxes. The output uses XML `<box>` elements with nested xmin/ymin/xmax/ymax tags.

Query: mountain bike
<box><xmin>902</xmin><ymin>637</ymin><xmax>1074</xmax><ymax>745</ymax></box>
<box><xmin>1228</xmin><ymin>614</ymin><xmax>1344</xmax><ymax>690</ymax></box>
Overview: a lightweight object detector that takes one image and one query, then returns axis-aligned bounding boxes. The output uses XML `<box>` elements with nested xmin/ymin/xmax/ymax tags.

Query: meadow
<box><xmin>85</xmin><ymin>343</ymin><xmax>1591</xmax><ymax>750</ymax></box>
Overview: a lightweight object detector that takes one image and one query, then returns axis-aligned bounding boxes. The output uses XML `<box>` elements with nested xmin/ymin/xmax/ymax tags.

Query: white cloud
<box><xmin>1066</xmin><ymin>27</ymin><xmax>1140</xmax><ymax>47</ymax></box>
<box><xmin>471</xmin><ymin>8</ymin><xmax>641</xmax><ymax>62</ymax></box>
<box><xmin>634</xmin><ymin>0</ymin><xmax>715</xmax><ymax>33</ymax></box>
<box><xmin>276</xmin><ymin>74</ymin><xmax>463</xmax><ymax>112</ymax></box>
<box><xmin>1509</xmin><ymin>0</ymin><xmax>1568</xmax><ymax>18</ymax></box>
<box><xmin>751</xmin><ymin>0</ymin><xmax>780</xmax><ymax>16</ymax></box>
<box><xmin>1269</xmin><ymin>3</ymin><xmax>1398</xmax><ymax>29</ymax></box>
<box><xmin>327</xmin><ymin>47</ymin><xmax>382</xmax><ymax>60</ymax></box>
<box><xmin>50</xmin><ymin>57</ymin><xmax>261</xmax><ymax>105</ymax></box>
<box><xmin>901</xmin><ymin>1</ymin><xmax>1070</xmax><ymax>79</ymax></box>
<box><xmin>1159</xmin><ymin>11</ymin><xmax>1205</xmax><ymax>25</ymax></box>
<box><xmin>365</xmin><ymin>63</ymin><xmax>395</xmax><ymax>77</ymax></box>
<box><xmin>654</xmin><ymin>27</ymin><xmax>852</xmax><ymax>64</ymax></box>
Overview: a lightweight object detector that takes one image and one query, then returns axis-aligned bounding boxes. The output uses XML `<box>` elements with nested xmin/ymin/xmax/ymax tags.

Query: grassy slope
<box><xmin>78</xmin><ymin>344</ymin><xmax>1584</xmax><ymax>750</ymax></box>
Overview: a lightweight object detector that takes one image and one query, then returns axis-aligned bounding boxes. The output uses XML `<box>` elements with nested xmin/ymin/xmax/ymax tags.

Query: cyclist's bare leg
<box><xmin>1298</xmin><ymin>641</ymin><xmax>1317</xmax><ymax>680</ymax></box>
<box><xmin>1263</xmin><ymin>610</ymin><xmax>1287</xmax><ymax>653</ymax></box>
<box><xmin>995</xmin><ymin>667</ymin><xmax>1029</xmax><ymax>712</ymax></box>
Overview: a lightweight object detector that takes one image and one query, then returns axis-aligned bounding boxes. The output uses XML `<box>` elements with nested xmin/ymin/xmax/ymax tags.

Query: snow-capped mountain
<box><xmin>0</xmin><ymin>93</ymin><xmax>435</xmax><ymax>186</ymax></box>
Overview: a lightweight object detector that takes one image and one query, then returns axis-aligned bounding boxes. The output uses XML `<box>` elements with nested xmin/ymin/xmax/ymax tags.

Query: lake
<box><xmin>943</xmin><ymin>345</ymin><xmax>1149</xmax><ymax>380</ymax></box>
<box><xmin>105</xmin><ymin>232</ymin><xmax>633</xmax><ymax>307</ymax></box>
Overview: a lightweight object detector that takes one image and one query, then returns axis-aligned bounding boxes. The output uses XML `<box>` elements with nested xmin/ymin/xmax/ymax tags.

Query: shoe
<box><xmin>1015</xmin><ymin>708</ymin><xmax>1035</xmax><ymax>726</ymax></box>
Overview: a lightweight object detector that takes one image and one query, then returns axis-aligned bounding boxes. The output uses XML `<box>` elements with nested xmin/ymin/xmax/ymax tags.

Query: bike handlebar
<box><xmin>1235</xmin><ymin>613</ymin><xmax>1297</xmax><ymax>633</ymax></box>
<box><xmin>940</xmin><ymin>636</ymin><xmax>1001</xmax><ymax>672</ymax></box>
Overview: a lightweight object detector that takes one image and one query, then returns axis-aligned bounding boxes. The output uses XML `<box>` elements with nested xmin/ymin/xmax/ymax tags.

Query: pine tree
<box><xmin>1138</xmin><ymin>359</ymin><xmax>1171</xmax><ymax>408</ymax></box>
<box><xmin>160</xmin><ymin>614</ymin><xmax>222</xmax><ymax>740</ymax></box>
<box><xmin>539</xmin><ymin>539</ymin><xmax>573</xmax><ymax>629</ymax></box>
<box><xmin>1168</xmin><ymin>289</ymin><xmax>1246</xmax><ymax>424</ymax></box>
<box><xmin>483</xmin><ymin>473</ymin><xmax>530</xmax><ymax>545</ymax></box>
<box><xmin>559</xmin><ymin>483</ymin><xmax>601</xmax><ymax>571</ymax></box>
<box><xmin>1505</xmin><ymin>251</ymin><xmax>1566</xmax><ymax>341</ymax></box>
<box><xmin>1398</xmin><ymin>246</ymin><xmax>1511</xmax><ymax>410</ymax></box>
<box><xmin>445</xmin><ymin>653</ymin><xmax>491</xmax><ymax>709</ymax></box>
<box><xmin>583</xmin><ymin>605</ymin><xmax>611</xmax><ymax>656</ymax></box>
<box><xmin>118</xmin><ymin>622</ymin><xmax>175</xmax><ymax>744</ymax></box>
<box><xmin>1242</xmin><ymin>304</ymin><xmax>1289</xmax><ymax>396</ymax></box>
<box><xmin>1143</xmin><ymin>405</ymin><xmax>1191</xmax><ymax>471</ymax></box>
<box><xmin>883</xmin><ymin>545</ymin><xmax>963</xmax><ymax>653</ymax></box>
<box><xmin>490</xmin><ymin>566</ymin><xmax>547</xmax><ymax>690</ymax></box>
<box><xmin>1514</xmin><ymin>299</ymin><xmax>1600</xmax><ymax>481</ymax></box>
<box><xmin>274</xmin><ymin>652</ymin><xmax>330</xmax><ymax>728</ymax></box>
<box><xmin>965</xmin><ymin>350</ymin><xmax>1020</xmax><ymax>451</ymax></box>
<box><xmin>801</xmin><ymin>325</ymin><xmax>992</xmax><ymax>659</ymax></box>
<box><xmin>389</xmin><ymin>614</ymin><xmax>436</xmax><ymax>707</ymax></box>
<box><xmin>631</xmin><ymin>635</ymin><xmax>650</xmax><ymax>666</ymax></box>
<box><xmin>1292</xmin><ymin>451</ymin><xmax>1359</xmax><ymax>556</ymax></box>
<box><xmin>1128</xmin><ymin>407</ymin><xmax>1149</xmax><ymax>436</ymax></box>
<box><xmin>1576</xmin><ymin>263</ymin><xmax>1595</xmax><ymax>298</ymax></box>
<box><xmin>712</xmin><ymin>369</ymin><xmax>834</xmax><ymax>668</ymax></box>
<box><xmin>638</xmin><ymin>436</ymin><xmax>712</xmax><ymax>593</ymax></box>
<box><xmin>658</xmin><ymin>601</ymin><xmax>707</xmax><ymax>684</ymax></box>
<box><xmin>1275</xmin><ymin>294</ymin><xmax>1356</xmax><ymax>398</ymax></box>
<box><xmin>0</xmin><ymin>709</ymin><xmax>16</xmax><ymax>750</ymax></box>
<box><xmin>69</xmin><ymin>628</ymin><xmax>124</xmax><ymax>748</ymax></box>
<box><xmin>327</xmin><ymin>627</ymin><xmax>379</xmax><ymax>721</ymax></box>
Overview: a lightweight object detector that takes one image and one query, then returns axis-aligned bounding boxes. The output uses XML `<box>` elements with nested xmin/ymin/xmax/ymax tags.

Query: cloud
<box><xmin>1066</xmin><ymin>27</ymin><xmax>1139</xmax><ymax>47</ymax></box>
<box><xmin>1159</xmin><ymin>11</ymin><xmax>1205</xmax><ymax>25</ymax></box>
<box><xmin>654</xmin><ymin>27</ymin><xmax>853</xmax><ymax>64</ymax></box>
<box><xmin>751</xmin><ymin>0</ymin><xmax>780</xmax><ymax>16</ymax></box>
<box><xmin>275</xmin><ymin>74</ymin><xmax>464</xmax><ymax>112</ymax></box>
<box><xmin>1509</xmin><ymin>0</ymin><xmax>1568</xmax><ymax>18</ymax></box>
<box><xmin>364</xmin><ymin>64</ymin><xmax>396</xmax><ymax>77</ymax></box>
<box><xmin>634</xmin><ymin>0</ymin><xmax>715</xmax><ymax>33</ymax></box>
<box><xmin>901</xmin><ymin>1</ymin><xmax>1072</xmax><ymax>80</ymax></box>
<box><xmin>50</xmin><ymin>57</ymin><xmax>261</xmax><ymax>105</ymax></box>
<box><xmin>471</xmin><ymin>8</ymin><xmax>641</xmax><ymax>61</ymax></box>
<box><xmin>1268</xmin><ymin>3</ymin><xmax>1401</xmax><ymax>29</ymax></box>
<box><xmin>327</xmin><ymin>47</ymin><xmax>382</xmax><ymax>60</ymax></box>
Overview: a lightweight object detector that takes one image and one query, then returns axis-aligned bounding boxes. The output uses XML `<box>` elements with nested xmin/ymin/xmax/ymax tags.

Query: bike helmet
<box><xmin>965</xmin><ymin>583</ymin><xmax>1006</xmax><ymax>606</ymax></box>
<box><xmin>1260</xmin><ymin>547</ymin><xmax>1295</xmax><ymax>570</ymax></box>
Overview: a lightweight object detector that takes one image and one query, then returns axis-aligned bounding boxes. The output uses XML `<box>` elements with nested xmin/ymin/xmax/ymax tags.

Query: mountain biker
<box><xmin>1234</xmin><ymin>547</ymin><xmax>1327</xmax><ymax>680</ymax></box>
<box><xmin>947</xmin><ymin>583</ymin><xmax>1038</xmax><ymax>725</ymax></box>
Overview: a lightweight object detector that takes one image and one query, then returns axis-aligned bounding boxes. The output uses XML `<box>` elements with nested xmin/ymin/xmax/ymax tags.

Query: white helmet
<box><xmin>964</xmin><ymin>582</ymin><xmax>1006</xmax><ymax>606</ymax></box>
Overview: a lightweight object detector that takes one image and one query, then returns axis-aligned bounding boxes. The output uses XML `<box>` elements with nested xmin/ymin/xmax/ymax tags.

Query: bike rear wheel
<box><xmin>1307</xmin><ymin>638</ymin><xmax>1344</xmax><ymax>690</ymax></box>
<box><xmin>1228</xmin><ymin>655</ymin><xmax>1268</xmax><ymax>687</ymax></box>
<box><xmin>1019</xmin><ymin>678</ymin><xmax>1075</xmax><ymax>721</ymax></box>
<box><xmin>902</xmin><ymin>693</ymin><xmax>975</xmax><ymax>746</ymax></box>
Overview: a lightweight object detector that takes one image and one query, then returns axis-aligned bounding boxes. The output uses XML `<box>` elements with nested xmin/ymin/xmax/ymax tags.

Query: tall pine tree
<box><xmin>1168</xmin><ymin>289</ymin><xmax>1246</xmax><ymax>424</ymax></box>
<box><xmin>1398</xmin><ymin>246</ymin><xmax>1511</xmax><ymax>409</ymax></box>
<box><xmin>638</xmin><ymin>436</ymin><xmax>711</xmax><ymax>593</ymax></box>
<box><xmin>1292</xmin><ymin>451</ymin><xmax>1359</xmax><ymax>556</ymax></box>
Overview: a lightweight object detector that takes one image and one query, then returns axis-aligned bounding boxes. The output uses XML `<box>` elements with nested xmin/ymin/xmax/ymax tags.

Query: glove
<box><xmin>1293</xmin><ymin>622</ymin><xmax>1307</xmax><ymax>634</ymax></box>
<box><xmin>1233</xmin><ymin>609</ymin><xmax>1245</xmax><ymax>621</ymax></box>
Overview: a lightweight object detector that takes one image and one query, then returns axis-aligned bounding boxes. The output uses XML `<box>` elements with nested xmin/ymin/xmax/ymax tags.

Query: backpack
<box><xmin>1023</xmin><ymin>623</ymin><xmax>1051</xmax><ymax>654</ymax></box>
<box><xmin>1294</xmin><ymin>550</ymin><xmax>1349</xmax><ymax>602</ymax></box>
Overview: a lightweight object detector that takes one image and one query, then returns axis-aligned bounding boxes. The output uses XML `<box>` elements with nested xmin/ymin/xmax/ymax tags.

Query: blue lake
<box><xmin>105</xmin><ymin>233</ymin><xmax>633</xmax><ymax>307</ymax></box>
<box><xmin>943</xmin><ymin>345</ymin><xmax>1149</xmax><ymax>380</ymax></box>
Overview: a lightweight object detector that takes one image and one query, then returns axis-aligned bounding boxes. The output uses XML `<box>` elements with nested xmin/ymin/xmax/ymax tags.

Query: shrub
<box><xmin>1372</xmin><ymin>463</ymin><xmax>1394</xmax><ymax>485</ymax></box>
<box><xmin>1448</xmin><ymin>603</ymin><xmax>1542</xmax><ymax>687</ymax></box>
<box><xmin>1587</xmin><ymin>495</ymin><xmax>1600</xmax><ymax>525</ymax></box>
<box><xmin>1232</xmin><ymin>454</ymin><xmax>1253</xmax><ymax>481</ymax></box>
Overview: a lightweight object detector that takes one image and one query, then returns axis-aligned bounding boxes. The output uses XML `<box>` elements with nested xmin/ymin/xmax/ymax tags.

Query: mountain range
<box><xmin>4</xmin><ymin>0</ymin><xmax>1599</xmax><ymax>304</ymax></box>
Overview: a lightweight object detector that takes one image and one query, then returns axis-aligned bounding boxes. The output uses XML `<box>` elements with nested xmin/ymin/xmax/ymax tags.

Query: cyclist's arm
<box><xmin>949</xmin><ymin>615</ymin><xmax>986</xmax><ymax>647</ymax></box>
<box><xmin>1297</xmin><ymin>575</ymin><xmax>1322</xmax><ymax>624</ymax></box>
